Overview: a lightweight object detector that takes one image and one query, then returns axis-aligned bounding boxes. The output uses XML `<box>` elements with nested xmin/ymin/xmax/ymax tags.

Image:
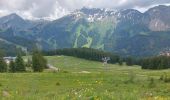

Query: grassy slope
<box><xmin>0</xmin><ymin>56</ymin><xmax>170</xmax><ymax>99</ymax></box>
<box><xmin>73</xmin><ymin>18</ymin><xmax>116</xmax><ymax>49</ymax></box>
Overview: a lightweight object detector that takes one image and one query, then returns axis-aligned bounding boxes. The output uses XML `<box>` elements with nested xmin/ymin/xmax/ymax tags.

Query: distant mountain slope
<box><xmin>0</xmin><ymin>39</ymin><xmax>24</xmax><ymax>56</ymax></box>
<box><xmin>0</xmin><ymin>5</ymin><xmax>170</xmax><ymax>57</ymax></box>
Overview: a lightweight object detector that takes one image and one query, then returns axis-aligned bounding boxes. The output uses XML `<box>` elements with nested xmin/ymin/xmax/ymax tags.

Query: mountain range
<box><xmin>0</xmin><ymin>5</ymin><xmax>170</xmax><ymax>57</ymax></box>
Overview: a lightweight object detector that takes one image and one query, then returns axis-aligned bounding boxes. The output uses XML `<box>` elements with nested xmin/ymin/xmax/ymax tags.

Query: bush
<box><xmin>159</xmin><ymin>73</ymin><xmax>170</xmax><ymax>83</ymax></box>
<box><xmin>56</xmin><ymin>82</ymin><xmax>60</xmax><ymax>86</ymax></box>
<box><xmin>125</xmin><ymin>71</ymin><xmax>136</xmax><ymax>84</ymax></box>
<box><xmin>148</xmin><ymin>77</ymin><xmax>156</xmax><ymax>88</ymax></box>
<box><xmin>164</xmin><ymin>77</ymin><xmax>170</xmax><ymax>83</ymax></box>
<box><xmin>63</xmin><ymin>70</ymin><xmax>69</xmax><ymax>73</ymax></box>
<box><xmin>163</xmin><ymin>73</ymin><xmax>170</xmax><ymax>83</ymax></box>
<box><xmin>159</xmin><ymin>75</ymin><xmax>164</xmax><ymax>81</ymax></box>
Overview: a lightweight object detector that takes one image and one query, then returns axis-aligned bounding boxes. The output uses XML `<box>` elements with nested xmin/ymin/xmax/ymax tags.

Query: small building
<box><xmin>159</xmin><ymin>51</ymin><xmax>170</xmax><ymax>56</ymax></box>
<box><xmin>3</xmin><ymin>57</ymin><xmax>16</xmax><ymax>64</ymax></box>
<box><xmin>47</xmin><ymin>64</ymin><xmax>60</xmax><ymax>72</ymax></box>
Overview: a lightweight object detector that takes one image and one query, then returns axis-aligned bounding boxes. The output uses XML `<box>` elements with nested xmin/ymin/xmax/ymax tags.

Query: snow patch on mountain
<box><xmin>69</xmin><ymin>7</ymin><xmax>119</xmax><ymax>22</ymax></box>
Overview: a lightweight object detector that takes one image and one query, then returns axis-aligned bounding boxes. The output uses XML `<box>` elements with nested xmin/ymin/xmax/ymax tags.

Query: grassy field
<box><xmin>0</xmin><ymin>56</ymin><xmax>170</xmax><ymax>100</ymax></box>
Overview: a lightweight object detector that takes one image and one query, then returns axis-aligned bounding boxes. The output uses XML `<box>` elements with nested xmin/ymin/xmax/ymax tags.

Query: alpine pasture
<box><xmin>0</xmin><ymin>56</ymin><xmax>170</xmax><ymax>99</ymax></box>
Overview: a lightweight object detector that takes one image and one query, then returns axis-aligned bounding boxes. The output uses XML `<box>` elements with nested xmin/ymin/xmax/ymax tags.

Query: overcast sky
<box><xmin>0</xmin><ymin>0</ymin><xmax>170</xmax><ymax>20</ymax></box>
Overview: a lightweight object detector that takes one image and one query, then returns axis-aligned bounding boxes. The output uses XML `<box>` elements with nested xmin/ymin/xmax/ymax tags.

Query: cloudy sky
<box><xmin>0</xmin><ymin>0</ymin><xmax>170</xmax><ymax>20</ymax></box>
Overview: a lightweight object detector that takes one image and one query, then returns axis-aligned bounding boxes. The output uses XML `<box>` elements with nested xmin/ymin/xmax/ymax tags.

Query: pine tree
<box><xmin>0</xmin><ymin>58</ymin><xmax>7</xmax><ymax>72</ymax></box>
<box><xmin>126</xmin><ymin>57</ymin><xmax>133</xmax><ymax>66</ymax></box>
<box><xmin>25</xmin><ymin>58</ymin><xmax>32</xmax><ymax>68</ymax></box>
<box><xmin>9</xmin><ymin>61</ymin><xmax>16</xmax><ymax>72</ymax></box>
<box><xmin>118</xmin><ymin>58</ymin><xmax>123</xmax><ymax>66</ymax></box>
<box><xmin>32</xmin><ymin>51</ymin><xmax>47</xmax><ymax>72</ymax></box>
<box><xmin>15</xmin><ymin>54</ymin><xmax>26</xmax><ymax>72</ymax></box>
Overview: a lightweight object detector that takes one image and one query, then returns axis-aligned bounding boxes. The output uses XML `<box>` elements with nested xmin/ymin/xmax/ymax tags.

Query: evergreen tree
<box><xmin>32</xmin><ymin>51</ymin><xmax>47</xmax><ymax>72</ymax></box>
<box><xmin>118</xmin><ymin>58</ymin><xmax>123</xmax><ymax>66</ymax></box>
<box><xmin>0</xmin><ymin>50</ymin><xmax>7</xmax><ymax>72</ymax></box>
<box><xmin>9</xmin><ymin>61</ymin><xmax>16</xmax><ymax>73</ymax></box>
<box><xmin>140</xmin><ymin>56</ymin><xmax>170</xmax><ymax>70</ymax></box>
<box><xmin>0</xmin><ymin>49</ymin><xmax>5</xmax><ymax>57</ymax></box>
<box><xmin>15</xmin><ymin>54</ymin><xmax>26</xmax><ymax>72</ymax></box>
<box><xmin>126</xmin><ymin>57</ymin><xmax>134</xmax><ymax>66</ymax></box>
<box><xmin>25</xmin><ymin>58</ymin><xmax>32</xmax><ymax>68</ymax></box>
<box><xmin>0</xmin><ymin>58</ymin><xmax>7</xmax><ymax>72</ymax></box>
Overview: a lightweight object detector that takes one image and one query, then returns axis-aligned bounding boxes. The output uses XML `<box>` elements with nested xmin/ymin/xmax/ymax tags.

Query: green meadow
<box><xmin>0</xmin><ymin>56</ymin><xmax>170</xmax><ymax>100</ymax></box>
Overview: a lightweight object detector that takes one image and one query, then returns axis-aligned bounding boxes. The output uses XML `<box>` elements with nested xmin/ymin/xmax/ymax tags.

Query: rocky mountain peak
<box><xmin>145</xmin><ymin>5</ymin><xmax>170</xmax><ymax>31</ymax></box>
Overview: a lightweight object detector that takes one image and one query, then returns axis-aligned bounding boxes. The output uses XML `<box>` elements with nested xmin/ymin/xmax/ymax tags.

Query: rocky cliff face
<box><xmin>145</xmin><ymin>5</ymin><xmax>170</xmax><ymax>31</ymax></box>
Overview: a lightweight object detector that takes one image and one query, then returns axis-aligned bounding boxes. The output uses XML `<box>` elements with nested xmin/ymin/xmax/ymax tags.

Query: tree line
<box><xmin>139</xmin><ymin>56</ymin><xmax>170</xmax><ymax>69</ymax></box>
<box><xmin>44</xmin><ymin>48</ymin><xmax>146</xmax><ymax>66</ymax></box>
<box><xmin>0</xmin><ymin>50</ymin><xmax>47</xmax><ymax>73</ymax></box>
<box><xmin>120</xmin><ymin>55</ymin><xmax>170</xmax><ymax>70</ymax></box>
<box><xmin>45</xmin><ymin>47</ymin><xmax>170</xmax><ymax>69</ymax></box>
<box><xmin>1</xmin><ymin>47</ymin><xmax>169</xmax><ymax>71</ymax></box>
<box><xmin>44</xmin><ymin>48</ymin><xmax>121</xmax><ymax>64</ymax></box>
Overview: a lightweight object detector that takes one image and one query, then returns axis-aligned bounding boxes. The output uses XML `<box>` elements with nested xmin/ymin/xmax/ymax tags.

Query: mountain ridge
<box><xmin>0</xmin><ymin>5</ymin><xmax>170</xmax><ymax>57</ymax></box>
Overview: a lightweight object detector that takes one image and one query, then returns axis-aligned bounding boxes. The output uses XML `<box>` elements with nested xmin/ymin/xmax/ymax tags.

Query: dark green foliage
<box><xmin>125</xmin><ymin>71</ymin><xmax>136</xmax><ymax>84</ymax></box>
<box><xmin>9</xmin><ymin>61</ymin><xmax>16</xmax><ymax>73</ymax></box>
<box><xmin>128</xmin><ymin>71</ymin><xmax>135</xmax><ymax>83</ymax></box>
<box><xmin>164</xmin><ymin>76</ymin><xmax>170</xmax><ymax>83</ymax></box>
<box><xmin>125</xmin><ymin>57</ymin><xmax>134</xmax><ymax>66</ymax></box>
<box><xmin>0</xmin><ymin>49</ymin><xmax>5</xmax><ymax>57</ymax></box>
<box><xmin>160</xmin><ymin>73</ymin><xmax>170</xmax><ymax>83</ymax></box>
<box><xmin>44</xmin><ymin>48</ymin><xmax>120</xmax><ymax>64</ymax></box>
<box><xmin>118</xmin><ymin>58</ymin><xmax>123</xmax><ymax>66</ymax></box>
<box><xmin>63</xmin><ymin>71</ymin><xmax>69</xmax><ymax>73</ymax></box>
<box><xmin>25</xmin><ymin>59</ymin><xmax>32</xmax><ymax>68</ymax></box>
<box><xmin>140</xmin><ymin>56</ymin><xmax>170</xmax><ymax>69</ymax></box>
<box><xmin>56</xmin><ymin>82</ymin><xmax>60</xmax><ymax>86</ymax></box>
<box><xmin>0</xmin><ymin>50</ymin><xmax>7</xmax><ymax>72</ymax></box>
<box><xmin>32</xmin><ymin>51</ymin><xmax>47</xmax><ymax>72</ymax></box>
<box><xmin>148</xmin><ymin>77</ymin><xmax>155</xmax><ymax>88</ymax></box>
<box><xmin>122</xmin><ymin>57</ymin><xmax>140</xmax><ymax>66</ymax></box>
<box><xmin>0</xmin><ymin>58</ymin><xmax>7</xmax><ymax>72</ymax></box>
<box><xmin>15</xmin><ymin>54</ymin><xmax>26</xmax><ymax>72</ymax></box>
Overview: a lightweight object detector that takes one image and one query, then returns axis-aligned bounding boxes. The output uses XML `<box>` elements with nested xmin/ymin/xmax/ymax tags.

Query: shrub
<box><xmin>164</xmin><ymin>74</ymin><xmax>170</xmax><ymax>83</ymax></box>
<box><xmin>56</xmin><ymin>82</ymin><xmax>60</xmax><ymax>86</ymax></box>
<box><xmin>63</xmin><ymin>70</ymin><xmax>69</xmax><ymax>73</ymax></box>
<box><xmin>160</xmin><ymin>73</ymin><xmax>170</xmax><ymax>83</ymax></box>
<box><xmin>159</xmin><ymin>75</ymin><xmax>164</xmax><ymax>81</ymax></box>
<box><xmin>125</xmin><ymin>71</ymin><xmax>136</xmax><ymax>84</ymax></box>
<box><xmin>148</xmin><ymin>77</ymin><xmax>156</xmax><ymax>88</ymax></box>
